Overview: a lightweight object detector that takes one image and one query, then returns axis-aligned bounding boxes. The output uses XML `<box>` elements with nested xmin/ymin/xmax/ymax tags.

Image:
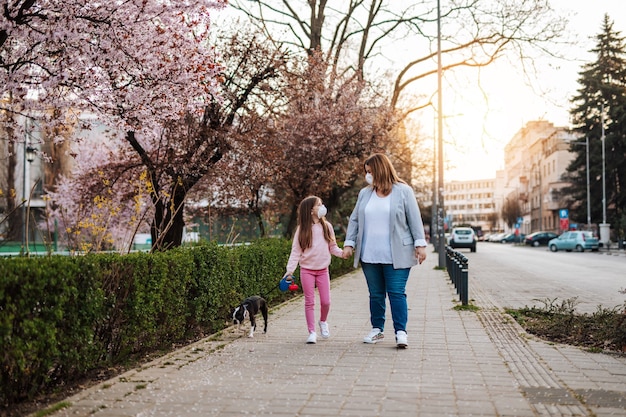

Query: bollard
<box><xmin>456</xmin><ymin>255</ymin><xmax>466</xmax><ymax>304</ymax></box>
<box><xmin>445</xmin><ymin>246</ymin><xmax>469</xmax><ymax>305</ymax></box>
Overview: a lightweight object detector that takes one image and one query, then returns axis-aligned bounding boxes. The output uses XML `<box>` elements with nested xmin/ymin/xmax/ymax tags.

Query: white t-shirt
<box><xmin>361</xmin><ymin>192</ymin><xmax>392</xmax><ymax>263</ymax></box>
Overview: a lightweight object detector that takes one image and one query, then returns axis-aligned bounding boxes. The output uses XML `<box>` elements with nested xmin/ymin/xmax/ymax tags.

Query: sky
<box><xmin>442</xmin><ymin>0</ymin><xmax>626</xmax><ymax>181</ymax></box>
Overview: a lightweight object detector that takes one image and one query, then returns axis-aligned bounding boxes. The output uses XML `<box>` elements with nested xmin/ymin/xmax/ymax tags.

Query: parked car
<box><xmin>501</xmin><ymin>232</ymin><xmax>526</xmax><ymax>243</ymax></box>
<box><xmin>449</xmin><ymin>227</ymin><xmax>477</xmax><ymax>252</ymax></box>
<box><xmin>488</xmin><ymin>232</ymin><xmax>507</xmax><ymax>242</ymax></box>
<box><xmin>548</xmin><ymin>231</ymin><xmax>600</xmax><ymax>252</ymax></box>
<box><xmin>524</xmin><ymin>231</ymin><xmax>558</xmax><ymax>247</ymax></box>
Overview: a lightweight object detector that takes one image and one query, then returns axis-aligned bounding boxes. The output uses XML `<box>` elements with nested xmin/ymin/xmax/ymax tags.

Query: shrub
<box><xmin>507</xmin><ymin>297</ymin><xmax>626</xmax><ymax>353</ymax></box>
<box><xmin>1</xmin><ymin>238</ymin><xmax>352</xmax><ymax>409</ymax></box>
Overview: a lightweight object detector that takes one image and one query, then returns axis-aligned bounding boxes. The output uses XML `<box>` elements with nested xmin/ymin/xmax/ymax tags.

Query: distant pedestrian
<box><xmin>284</xmin><ymin>196</ymin><xmax>346</xmax><ymax>344</ymax></box>
<box><xmin>343</xmin><ymin>153</ymin><xmax>427</xmax><ymax>348</ymax></box>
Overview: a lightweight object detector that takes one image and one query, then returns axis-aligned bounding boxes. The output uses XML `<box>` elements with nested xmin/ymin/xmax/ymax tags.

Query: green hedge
<box><xmin>0</xmin><ymin>238</ymin><xmax>353</xmax><ymax>408</ymax></box>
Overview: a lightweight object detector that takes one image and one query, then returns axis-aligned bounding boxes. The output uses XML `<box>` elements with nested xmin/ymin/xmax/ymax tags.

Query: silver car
<box><xmin>548</xmin><ymin>231</ymin><xmax>600</xmax><ymax>252</ymax></box>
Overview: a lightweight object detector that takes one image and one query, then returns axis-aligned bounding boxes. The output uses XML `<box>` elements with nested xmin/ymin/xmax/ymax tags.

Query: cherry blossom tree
<box><xmin>1</xmin><ymin>0</ymin><xmax>230</xmax><ymax>251</ymax></box>
<box><xmin>191</xmin><ymin>112</ymin><xmax>287</xmax><ymax>239</ymax></box>
<box><xmin>189</xmin><ymin>46</ymin><xmax>397</xmax><ymax>239</ymax></box>
<box><xmin>1</xmin><ymin>1</ymin><xmax>227</xmax><ymax>130</ymax></box>
<box><xmin>273</xmin><ymin>52</ymin><xmax>395</xmax><ymax>235</ymax></box>
<box><xmin>44</xmin><ymin>134</ymin><xmax>144</xmax><ymax>253</ymax></box>
<box><xmin>46</xmin><ymin>22</ymin><xmax>292</xmax><ymax>251</ymax></box>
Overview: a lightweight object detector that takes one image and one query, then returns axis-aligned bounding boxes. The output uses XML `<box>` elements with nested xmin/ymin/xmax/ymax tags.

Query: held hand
<box><xmin>415</xmin><ymin>246</ymin><xmax>427</xmax><ymax>264</ymax></box>
<box><xmin>342</xmin><ymin>246</ymin><xmax>354</xmax><ymax>259</ymax></box>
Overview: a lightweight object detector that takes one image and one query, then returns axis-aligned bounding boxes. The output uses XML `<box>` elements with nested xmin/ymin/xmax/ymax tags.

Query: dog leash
<box><xmin>261</xmin><ymin>274</ymin><xmax>300</xmax><ymax>299</ymax></box>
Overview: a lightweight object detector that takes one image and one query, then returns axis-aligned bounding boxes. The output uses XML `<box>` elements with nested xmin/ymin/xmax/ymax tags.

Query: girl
<box><xmin>284</xmin><ymin>196</ymin><xmax>345</xmax><ymax>344</ymax></box>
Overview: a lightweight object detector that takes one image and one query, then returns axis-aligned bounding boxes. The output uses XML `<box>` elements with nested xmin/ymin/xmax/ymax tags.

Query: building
<box><xmin>442</xmin><ymin>121</ymin><xmax>578</xmax><ymax>238</ymax></box>
<box><xmin>502</xmin><ymin>120</ymin><xmax>576</xmax><ymax>235</ymax></box>
<box><xmin>444</xmin><ymin>178</ymin><xmax>499</xmax><ymax>234</ymax></box>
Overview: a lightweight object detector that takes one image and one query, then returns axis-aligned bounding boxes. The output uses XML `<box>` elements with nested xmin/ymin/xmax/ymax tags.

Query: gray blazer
<box><xmin>344</xmin><ymin>183</ymin><xmax>427</xmax><ymax>269</ymax></box>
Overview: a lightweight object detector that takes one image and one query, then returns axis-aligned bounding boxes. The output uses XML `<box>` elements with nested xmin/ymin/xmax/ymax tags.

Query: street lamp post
<box><xmin>585</xmin><ymin>135</ymin><xmax>591</xmax><ymax>227</ymax></box>
<box><xmin>432</xmin><ymin>112</ymin><xmax>459</xmax><ymax>253</ymax></box>
<box><xmin>599</xmin><ymin>103</ymin><xmax>610</xmax><ymax>245</ymax></box>
<box><xmin>431</xmin><ymin>129</ymin><xmax>437</xmax><ymax>249</ymax></box>
<box><xmin>21</xmin><ymin>143</ymin><xmax>37</xmax><ymax>254</ymax></box>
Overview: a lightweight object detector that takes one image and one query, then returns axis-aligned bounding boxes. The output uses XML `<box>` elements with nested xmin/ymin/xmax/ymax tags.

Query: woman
<box><xmin>343</xmin><ymin>153</ymin><xmax>427</xmax><ymax>348</ymax></box>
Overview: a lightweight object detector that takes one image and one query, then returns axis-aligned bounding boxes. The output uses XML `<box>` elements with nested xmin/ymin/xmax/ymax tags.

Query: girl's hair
<box><xmin>297</xmin><ymin>195</ymin><xmax>334</xmax><ymax>249</ymax></box>
<box><xmin>364</xmin><ymin>153</ymin><xmax>406</xmax><ymax>196</ymax></box>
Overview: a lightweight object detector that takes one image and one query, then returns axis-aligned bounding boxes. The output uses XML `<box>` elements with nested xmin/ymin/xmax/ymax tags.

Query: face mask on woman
<box><xmin>317</xmin><ymin>205</ymin><xmax>327</xmax><ymax>218</ymax></box>
<box><xmin>365</xmin><ymin>173</ymin><xmax>374</xmax><ymax>185</ymax></box>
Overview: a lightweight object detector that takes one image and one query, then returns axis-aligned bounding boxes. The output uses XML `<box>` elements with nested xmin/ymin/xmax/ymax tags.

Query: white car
<box><xmin>449</xmin><ymin>227</ymin><xmax>477</xmax><ymax>252</ymax></box>
<box><xmin>488</xmin><ymin>232</ymin><xmax>507</xmax><ymax>242</ymax></box>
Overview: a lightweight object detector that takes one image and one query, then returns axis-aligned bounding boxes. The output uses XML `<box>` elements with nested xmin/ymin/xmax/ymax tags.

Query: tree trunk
<box><xmin>151</xmin><ymin>185</ymin><xmax>186</xmax><ymax>251</ymax></box>
<box><xmin>307</xmin><ymin>0</ymin><xmax>326</xmax><ymax>53</ymax></box>
<box><xmin>253</xmin><ymin>208</ymin><xmax>266</xmax><ymax>238</ymax></box>
<box><xmin>285</xmin><ymin>203</ymin><xmax>298</xmax><ymax>239</ymax></box>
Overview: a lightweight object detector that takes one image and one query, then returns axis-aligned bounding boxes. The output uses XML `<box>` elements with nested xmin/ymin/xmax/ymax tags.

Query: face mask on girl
<box><xmin>365</xmin><ymin>173</ymin><xmax>374</xmax><ymax>185</ymax></box>
<box><xmin>317</xmin><ymin>205</ymin><xmax>327</xmax><ymax>218</ymax></box>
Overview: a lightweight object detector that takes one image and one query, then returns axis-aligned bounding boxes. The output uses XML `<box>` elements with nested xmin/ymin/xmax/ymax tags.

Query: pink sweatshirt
<box><xmin>286</xmin><ymin>221</ymin><xmax>344</xmax><ymax>273</ymax></box>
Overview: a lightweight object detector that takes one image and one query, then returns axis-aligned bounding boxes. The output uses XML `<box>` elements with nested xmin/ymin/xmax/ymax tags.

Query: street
<box><xmin>453</xmin><ymin>242</ymin><xmax>626</xmax><ymax>313</ymax></box>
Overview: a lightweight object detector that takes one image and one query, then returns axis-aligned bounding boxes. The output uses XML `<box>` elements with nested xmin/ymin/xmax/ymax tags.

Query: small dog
<box><xmin>232</xmin><ymin>296</ymin><xmax>268</xmax><ymax>338</ymax></box>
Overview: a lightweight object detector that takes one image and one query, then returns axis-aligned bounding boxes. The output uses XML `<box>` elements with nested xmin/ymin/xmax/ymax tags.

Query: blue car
<box><xmin>548</xmin><ymin>231</ymin><xmax>600</xmax><ymax>252</ymax></box>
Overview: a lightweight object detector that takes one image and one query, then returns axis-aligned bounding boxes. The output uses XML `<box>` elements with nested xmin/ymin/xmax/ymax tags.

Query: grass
<box><xmin>31</xmin><ymin>402</ymin><xmax>71</xmax><ymax>417</ymax></box>
<box><xmin>454</xmin><ymin>302</ymin><xmax>480</xmax><ymax>312</ymax></box>
<box><xmin>506</xmin><ymin>297</ymin><xmax>626</xmax><ymax>354</ymax></box>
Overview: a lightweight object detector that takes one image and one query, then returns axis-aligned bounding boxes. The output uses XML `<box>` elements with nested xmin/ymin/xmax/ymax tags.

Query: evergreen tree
<box><xmin>566</xmin><ymin>15</ymin><xmax>626</xmax><ymax>242</ymax></box>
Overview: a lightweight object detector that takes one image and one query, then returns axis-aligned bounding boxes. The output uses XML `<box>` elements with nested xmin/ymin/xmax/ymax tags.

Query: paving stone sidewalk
<box><xmin>43</xmin><ymin>248</ymin><xmax>626</xmax><ymax>417</ymax></box>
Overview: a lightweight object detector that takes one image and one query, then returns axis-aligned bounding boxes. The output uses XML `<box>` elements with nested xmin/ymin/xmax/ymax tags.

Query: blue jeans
<box><xmin>361</xmin><ymin>262</ymin><xmax>410</xmax><ymax>334</ymax></box>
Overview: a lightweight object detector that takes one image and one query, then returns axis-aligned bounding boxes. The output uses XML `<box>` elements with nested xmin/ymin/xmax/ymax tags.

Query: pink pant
<box><xmin>300</xmin><ymin>267</ymin><xmax>331</xmax><ymax>333</ymax></box>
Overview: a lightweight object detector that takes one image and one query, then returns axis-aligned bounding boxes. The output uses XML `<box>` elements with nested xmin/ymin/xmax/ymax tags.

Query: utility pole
<box><xmin>436</xmin><ymin>0</ymin><xmax>446</xmax><ymax>268</ymax></box>
<box><xmin>586</xmin><ymin>135</ymin><xmax>591</xmax><ymax>227</ymax></box>
<box><xmin>431</xmin><ymin>128</ymin><xmax>437</xmax><ymax>249</ymax></box>
<box><xmin>599</xmin><ymin>103</ymin><xmax>610</xmax><ymax>246</ymax></box>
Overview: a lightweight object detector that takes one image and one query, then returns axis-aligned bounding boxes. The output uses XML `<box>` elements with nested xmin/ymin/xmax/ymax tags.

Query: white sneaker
<box><xmin>363</xmin><ymin>328</ymin><xmax>384</xmax><ymax>344</ymax></box>
<box><xmin>319</xmin><ymin>321</ymin><xmax>330</xmax><ymax>338</ymax></box>
<box><xmin>396</xmin><ymin>330</ymin><xmax>408</xmax><ymax>348</ymax></box>
<box><xmin>306</xmin><ymin>332</ymin><xmax>317</xmax><ymax>344</ymax></box>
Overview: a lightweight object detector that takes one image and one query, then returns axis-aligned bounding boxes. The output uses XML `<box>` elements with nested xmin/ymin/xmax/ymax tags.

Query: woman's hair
<box><xmin>364</xmin><ymin>153</ymin><xmax>405</xmax><ymax>196</ymax></box>
<box><xmin>297</xmin><ymin>195</ymin><xmax>334</xmax><ymax>249</ymax></box>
